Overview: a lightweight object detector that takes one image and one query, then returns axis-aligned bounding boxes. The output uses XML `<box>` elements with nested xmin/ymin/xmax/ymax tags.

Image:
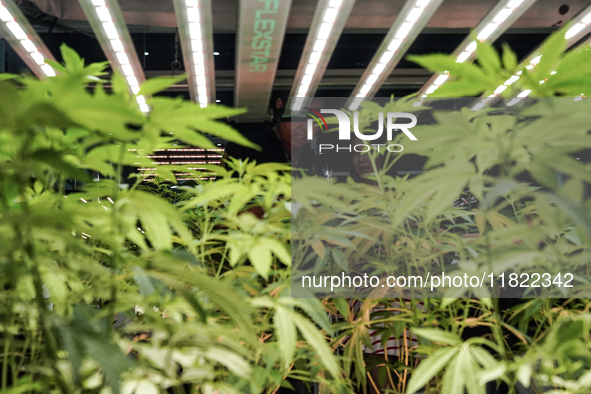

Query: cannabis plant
<box><xmin>0</xmin><ymin>45</ymin><xmax>343</xmax><ymax>394</ymax></box>
<box><xmin>291</xmin><ymin>27</ymin><xmax>591</xmax><ymax>394</ymax></box>
<box><xmin>3</xmin><ymin>26</ymin><xmax>591</xmax><ymax>394</ymax></box>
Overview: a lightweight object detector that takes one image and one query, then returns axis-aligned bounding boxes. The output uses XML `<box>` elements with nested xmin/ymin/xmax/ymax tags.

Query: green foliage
<box><xmin>0</xmin><ymin>45</ymin><xmax>345</xmax><ymax>394</ymax></box>
<box><xmin>3</xmin><ymin>32</ymin><xmax>591</xmax><ymax>394</ymax></box>
<box><xmin>289</xmin><ymin>31</ymin><xmax>591</xmax><ymax>394</ymax></box>
<box><xmin>408</xmin><ymin>27</ymin><xmax>591</xmax><ymax>97</ymax></box>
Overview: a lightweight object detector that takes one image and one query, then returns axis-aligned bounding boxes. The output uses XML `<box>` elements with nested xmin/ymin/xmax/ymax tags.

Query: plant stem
<box><xmin>16</xmin><ymin>330</ymin><xmax>29</xmax><ymax>385</ymax></box>
<box><xmin>2</xmin><ymin>334</ymin><xmax>10</xmax><ymax>390</ymax></box>
<box><xmin>105</xmin><ymin>142</ymin><xmax>127</xmax><ymax>335</ymax></box>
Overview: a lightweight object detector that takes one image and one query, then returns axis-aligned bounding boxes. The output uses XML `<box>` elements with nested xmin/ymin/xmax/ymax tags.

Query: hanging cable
<box><xmin>171</xmin><ymin>31</ymin><xmax>182</xmax><ymax>74</ymax></box>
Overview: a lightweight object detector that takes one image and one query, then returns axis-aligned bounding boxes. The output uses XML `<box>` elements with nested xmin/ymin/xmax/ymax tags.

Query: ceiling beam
<box><xmin>233</xmin><ymin>0</ymin><xmax>292</xmax><ymax>122</ymax></box>
<box><xmin>140</xmin><ymin>68</ymin><xmax>432</xmax><ymax>91</ymax></box>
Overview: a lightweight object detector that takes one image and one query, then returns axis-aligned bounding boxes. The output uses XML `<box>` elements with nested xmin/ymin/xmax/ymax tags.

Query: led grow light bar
<box><xmin>172</xmin><ymin>0</ymin><xmax>215</xmax><ymax>107</ymax></box>
<box><xmin>0</xmin><ymin>0</ymin><xmax>56</xmax><ymax>78</ymax></box>
<box><xmin>418</xmin><ymin>0</ymin><xmax>536</xmax><ymax>97</ymax></box>
<box><xmin>78</xmin><ymin>0</ymin><xmax>148</xmax><ymax>112</ymax></box>
<box><xmin>346</xmin><ymin>0</ymin><xmax>443</xmax><ymax>111</ymax></box>
<box><xmin>472</xmin><ymin>3</ymin><xmax>591</xmax><ymax>109</ymax></box>
<box><xmin>289</xmin><ymin>0</ymin><xmax>357</xmax><ymax>112</ymax></box>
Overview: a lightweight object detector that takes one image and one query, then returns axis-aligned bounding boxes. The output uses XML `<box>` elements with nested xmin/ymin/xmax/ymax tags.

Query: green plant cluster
<box><xmin>1</xmin><ymin>26</ymin><xmax>591</xmax><ymax>394</ymax></box>
<box><xmin>0</xmin><ymin>45</ymin><xmax>345</xmax><ymax>394</ymax></box>
<box><xmin>291</xmin><ymin>27</ymin><xmax>591</xmax><ymax>394</ymax></box>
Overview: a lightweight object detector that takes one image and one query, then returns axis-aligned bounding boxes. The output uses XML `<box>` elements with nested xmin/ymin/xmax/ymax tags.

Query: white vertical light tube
<box><xmin>288</xmin><ymin>0</ymin><xmax>357</xmax><ymax>112</ymax></box>
<box><xmin>78</xmin><ymin>0</ymin><xmax>149</xmax><ymax>112</ymax></box>
<box><xmin>0</xmin><ymin>0</ymin><xmax>56</xmax><ymax>78</ymax></box>
<box><xmin>172</xmin><ymin>0</ymin><xmax>215</xmax><ymax>107</ymax></box>
<box><xmin>346</xmin><ymin>0</ymin><xmax>444</xmax><ymax>110</ymax></box>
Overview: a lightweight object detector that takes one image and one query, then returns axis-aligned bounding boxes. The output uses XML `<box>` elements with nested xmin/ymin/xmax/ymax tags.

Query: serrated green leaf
<box><xmin>45</xmin><ymin>59</ymin><xmax>68</xmax><ymax>75</ymax></box>
<box><xmin>193</xmin><ymin>120</ymin><xmax>260</xmax><ymax>150</ymax></box>
<box><xmin>294</xmin><ymin>298</ymin><xmax>333</xmax><ymax>334</ymax></box>
<box><xmin>0</xmin><ymin>73</ymin><xmax>19</xmax><ymax>81</ymax></box>
<box><xmin>139</xmin><ymin>75</ymin><xmax>187</xmax><ymax>96</ymax></box>
<box><xmin>462</xmin><ymin>347</ymin><xmax>485</xmax><ymax>394</ymax></box>
<box><xmin>534</xmin><ymin>26</ymin><xmax>568</xmax><ymax>81</ymax></box>
<box><xmin>0</xmin><ymin>81</ymin><xmax>21</xmax><ymax>129</ymax></box>
<box><xmin>111</xmin><ymin>72</ymin><xmax>131</xmax><ymax>97</ymax></box>
<box><xmin>469</xmin><ymin>346</ymin><xmax>498</xmax><ymax>369</ymax></box>
<box><xmin>205</xmin><ymin>346</ymin><xmax>251</xmax><ymax>378</ymax></box>
<box><xmin>475</xmin><ymin>40</ymin><xmax>501</xmax><ymax>76</ymax></box>
<box><xmin>119</xmin><ymin>190</ymin><xmax>195</xmax><ymax>253</ymax></box>
<box><xmin>478</xmin><ymin>363</ymin><xmax>507</xmax><ymax>386</ymax></box>
<box><xmin>332</xmin><ymin>298</ymin><xmax>350</xmax><ymax>320</ymax></box>
<box><xmin>56</xmin><ymin>93</ymin><xmax>144</xmax><ymax>137</ymax></box>
<box><xmin>441</xmin><ymin>347</ymin><xmax>466</xmax><ymax>394</ymax></box>
<box><xmin>544</xmin><ymin>192</ymin><xmax>591</xmax><ymax>238</ymax></box>
<box><xmin>248</xmin><ymin>243</ymin><xmax>272</xmax><ymax>279</ymax></box>
<box><xmin>60</xmin><ymin>43</ymin><xmax>84</xmax><ymax>72</ymax></box>
<box><xmin>407</xmin><ymin>54</ymin><xmax>489</xmax><ymax>85</ymax></box>
<box><xmin>516</xmin><ymin>364</ymin><xmax>532</xmax><ymax>387</ymax></box>
<box><xmin>426</xmin><ymin>178</ymin><xmax>467</xmax><ymax>223</ymax></box>
<box><xmin>133</xmin><ymin>267</ymin><xmax>157</xmax><ymax>296</ymax></box>
<box><xmin>406</xmin><ymin>347</ymin><xmax>460</xmax><ymax>394</ymax></box>
<box><xmin>529</xmin><ymin>162</ymin><xmax>559</xmax><ymax>190</ymax></box>
<box><xmin>413</xmin><ymin>328</ymin><xmax>462</xmax><ymax>345</ymax></box>
<box><xmin>258</xmin><ymin>238</ymin><xmax>291</xmax><ymax>267</ymax></box>
<box><xmin>481</xmin><ymin>180</ymin><xmax>519</xmax><ymax>210</ymax></box>
<box><xmin>148</xmin><ymin>262</ymin><xmax>255</xmax><ymax>339</ymax></box>
<box><xmin>287</xmin><ymin>309</ymin><xmax>340</xmax><ymax>377</ymax></box>
<box><xmin>274</xmin><ymin>306</ymin><xmax>297</xmax><ymax>369</ymax></box>
<box><xmin>502</xmin><ymin>43</ymin><xmax>518</xmax><ymax>71</ymax></box>
<box><xmin>166</xmin><ymin>126</ymin><xmax>216</xmax><ymax>149</ymax></box>
<box><xmin>17</xmin><ymin>102</ymin><xmax>75</xmax><ymax>129</ymax></box>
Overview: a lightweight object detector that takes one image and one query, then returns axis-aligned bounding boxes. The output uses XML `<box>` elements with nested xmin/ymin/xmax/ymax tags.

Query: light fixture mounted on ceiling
<box><xmin>172</xmin><ymin>0</ymin><xmax>215</xmax><ymax>107</ymax></box>
<box><xmin>290</xmin><ymin>0</ymin><xmax>357</xmax><ymax>112</ymax></box>
<box><xmin>347</xmin><ymin>0</ymin><xmax>444</xmax><ymax>110</ymax></box>
<box><xmin>0</xmin><ymin>0</ymin><xmax>57</xmax><ymax>78</ymax></box>
<box><xmin>78</xmin><ymin>0</ymin><xmax>149</xmax><ymax>112</ymax></box>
